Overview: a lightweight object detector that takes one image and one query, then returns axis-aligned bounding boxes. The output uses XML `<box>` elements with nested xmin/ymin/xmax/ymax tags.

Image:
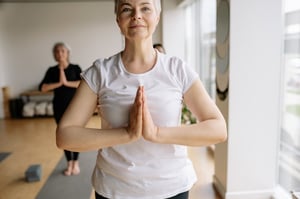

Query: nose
<box><xmin>132</xmin><ymin>9</ymin><xmax>141</xmax><ymax>20</ymax></box>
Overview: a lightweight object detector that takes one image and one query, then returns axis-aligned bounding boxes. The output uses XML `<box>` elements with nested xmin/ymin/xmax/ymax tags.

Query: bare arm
<box><xmin>63</xmin><ymin>80</ymin><xmax>81</xmax><ymax>88</ymax></box>
<box><xmin>41</xmin><ymin>82</ymin><xmax>62</xmax><ymax>92</ymax></box>
<box><xmin>56</xmin><ymin>80</ymin><xmax>143</xmax><ymax>152</ymax></box>
<box><xmin>143</xmin><ymin>79</ymin><xmax>227</xmax><ymax>146</ymax></box>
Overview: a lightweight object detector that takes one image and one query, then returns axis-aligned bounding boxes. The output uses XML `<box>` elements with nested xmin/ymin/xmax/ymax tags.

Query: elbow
<box><xmin>216</xmin><ymin>120</ymin><xmax>227</xmax><ymax>143</ymax></box>
<box><xmin>56</xmin><ymin>127</ymin><xmax>67</xmax><ymax>150</ymax></box>
<box><xmin>40</xmin><ymin>85</ymin><xmax>47</xmax><ymax>92</ymax></box>
<box><xmin>218</xmin><ymin>129</ymin><xmax>227</xmax><ymax>143</ymax></box>
<box><xmin>56</xmin><ymin>139</ymin><xmax>64</xmax><ymax>150</ymax></box>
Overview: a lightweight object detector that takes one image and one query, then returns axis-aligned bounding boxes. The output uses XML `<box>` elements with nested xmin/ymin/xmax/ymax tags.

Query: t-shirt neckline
<box><xmin>118</xmin><ymin>50</ymin><xmax>160</xmax><ymax>77</ymax></box>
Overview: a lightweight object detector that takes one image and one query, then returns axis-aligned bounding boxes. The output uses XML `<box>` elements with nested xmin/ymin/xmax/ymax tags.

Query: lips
<box><xmin>129</xmin><ymin>24</ymin><xmax>145</xmax><ymax>28</ymax></box>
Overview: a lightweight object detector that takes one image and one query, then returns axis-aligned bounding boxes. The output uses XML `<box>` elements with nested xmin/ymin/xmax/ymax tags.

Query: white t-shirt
<box><xmin>81</xmin><ymin>51</ymin><xmax>198</xmax><ymax>199</ymax></box>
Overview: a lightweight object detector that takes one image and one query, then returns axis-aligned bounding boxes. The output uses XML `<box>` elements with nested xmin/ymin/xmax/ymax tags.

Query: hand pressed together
<box><xmin>59</xmin><ymin>67</ymin><xmax>68</xmax><ymax>86</ymax></box>
<box><xmin>127</xmin><ymin>86</ymin><xmax>159</xmax><ymax>142</ymax></box>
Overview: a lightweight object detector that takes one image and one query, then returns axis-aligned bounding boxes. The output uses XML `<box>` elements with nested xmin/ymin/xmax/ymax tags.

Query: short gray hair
<box><xmin>114</xmin><ymin>0</ymin><xmax>161</xmax><ymax>15</ymax></box>
<box><xmin>52</xmin><ymin>42</ymin><xmax>71</xmax><ymax>54</ymax></box>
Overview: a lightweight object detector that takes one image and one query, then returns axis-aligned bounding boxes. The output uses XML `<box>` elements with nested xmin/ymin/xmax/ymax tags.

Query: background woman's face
<box><xmin>53</xmin><ymin>45</ymin><xmax>69</xmax><ymax>63</ymax></box>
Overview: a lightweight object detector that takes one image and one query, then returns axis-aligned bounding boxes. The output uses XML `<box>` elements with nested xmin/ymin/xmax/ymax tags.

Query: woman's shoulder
<box><xmin>47</xmin><ymin>65</ymin><xmax>59</xmax><ymax>72</ymax></box>
<box><xmin>68</xmin><ymin>63</ymin><xmax>81</xmax><ymax>68</ymax></box>
<box><xmin>92</xmin><ymin>52</ymin><xmax>120</xmax><ymax>68</ymax></box>
<box><xmin>82</xmin><ymin>52</ymin><xmax>120</xmax><ymax>76</ymax></box>
<box><xmin>158</xmin><ymin>52</ymin><xmax>185</xmax><ymax>70</ymax></box>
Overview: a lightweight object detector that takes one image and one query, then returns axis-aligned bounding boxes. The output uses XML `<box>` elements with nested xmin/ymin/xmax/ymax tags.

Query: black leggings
<box><xmin>64</xmin><ymin>150</ymin><xmax>79</xmax><ymax>161</ymax></box>
<box><xmin>95</xmin><ymin>191</ymin><xmax>189</xmax><ymax>199</ymax></box>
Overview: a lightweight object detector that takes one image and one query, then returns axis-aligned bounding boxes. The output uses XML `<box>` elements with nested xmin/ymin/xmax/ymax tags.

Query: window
<box><xmin>184</xmin><ymin>0</ymin><xmax>217</xmax><ymax>98</ymax></box>
<box><xmin>279</xmin><ymin>0</ymin><xmax>300</xmax><ymax>193</ymax></box>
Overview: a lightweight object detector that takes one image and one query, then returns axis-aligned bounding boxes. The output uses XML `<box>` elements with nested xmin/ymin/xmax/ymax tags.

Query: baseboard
<box><xmin>213</xmin><ymin>175</ymin><xmax>278</xmax><ymax>199</ymax></box>
<box><xmin>271</xmin><ymin>186</ymin><xmax>292</xmax><ymax>199</ymax></box>
<box><xmin>226</xmin><ymin>189</ymin><xmax>276</xmax><ymax>199</ymax></box>
<box><xmin>213</xmin><ymin>175</ymin><xmax>226</xmax><ymax>199</ymax></box>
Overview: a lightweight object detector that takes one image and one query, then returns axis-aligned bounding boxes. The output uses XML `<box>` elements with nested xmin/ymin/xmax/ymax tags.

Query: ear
<box><xmin>155</xmin><ymin>15</ymin><xmax>160</xmax><ymax>26</ymax></box>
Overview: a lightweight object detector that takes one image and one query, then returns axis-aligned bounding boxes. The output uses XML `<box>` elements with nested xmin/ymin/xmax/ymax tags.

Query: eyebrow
<box><xmin>119</xmin><ymin>2</ymin><xmax>151</xmax><ymax>7</ymax></box>
<box><xmin>120</xmin><ymin>2</ymin><xmax>131</xmax><ymax>7</ymax></box>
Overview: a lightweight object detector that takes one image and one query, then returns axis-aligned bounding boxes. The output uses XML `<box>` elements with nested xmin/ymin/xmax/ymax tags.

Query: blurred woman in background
<box><xmin>39</xmin><ymin>42</ymin><xmax>82</xmax><ymax>176</ymax></box>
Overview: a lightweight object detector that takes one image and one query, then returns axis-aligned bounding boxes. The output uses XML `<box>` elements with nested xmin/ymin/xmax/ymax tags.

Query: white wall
<box><xmin>0</xmin><ymin>1</ymin><xmax>164</xmax><ymax>118</ymax></box>
<box><xmin>0</xmin><ymin>13</ymin><xmax>5</xmax><ymax>118</ymax></box>
<box><xmin>0</xmin><ymin>2</ymin><xmax>121</xmax><ymax>97</ymax></box>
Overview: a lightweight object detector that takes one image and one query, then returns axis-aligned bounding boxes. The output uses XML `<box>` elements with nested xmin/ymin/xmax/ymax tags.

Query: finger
<box><xmin>136</xmin><ymin>86</ymin><xmax>143</xmax><ymax>135</ymax></box>
<box><xmin>134</xmin><ymin>86</ymin><xmax>143</xmax><ymax>105</ymax></box>
<box><xmin>127</xmin><ymin>86</ymin><xmax>143</xmax><ymax>140</ymax></box>
<box><xmin>142</xmin><ymin>93</ymin><xmax>150</xmax><ymax>125</ymax></box>
<box><xmin>142</xmin><ymin>91</ymin><xmax>159</xmax><ymax>142</ymax></box>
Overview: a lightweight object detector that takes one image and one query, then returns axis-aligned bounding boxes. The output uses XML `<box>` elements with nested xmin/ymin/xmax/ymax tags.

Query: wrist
<box><xmin>154</xmin><ymin>126</ymin><xmax>162</xmax><ymax>143</ymax></box>
<box><xmin>124</xmin><ymin>127</ymin><xmax>139</xmax><ymax>143</ymax></box>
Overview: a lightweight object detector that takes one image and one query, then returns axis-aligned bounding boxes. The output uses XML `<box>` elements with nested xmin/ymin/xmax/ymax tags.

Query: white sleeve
<box><xmin>169</xmin><ymin>56</ymin><xmax>199</xmax><ymax>93</ymax></box>
<box><xmin>80</xmin><ymin>60</ymin><xmax>101</xmax><ymax>94</ymax></box>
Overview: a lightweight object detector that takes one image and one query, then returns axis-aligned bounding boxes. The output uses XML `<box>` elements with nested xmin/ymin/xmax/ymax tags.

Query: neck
<box><xmin>58</xmin><ymin>61</ymin><xmax>69</xmax><ymax>68</ymax></box>
<box><xmin>121</xmin><ymin>40</ymin><xmax>157</xmax><ymax>73</ymax></box>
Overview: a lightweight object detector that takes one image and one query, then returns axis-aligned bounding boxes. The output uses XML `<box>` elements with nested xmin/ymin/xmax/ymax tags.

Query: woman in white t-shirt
<box><xmin>56</xmin><ymin>0</ymin><xmax>227</xmax><ymax>198</ymax></box>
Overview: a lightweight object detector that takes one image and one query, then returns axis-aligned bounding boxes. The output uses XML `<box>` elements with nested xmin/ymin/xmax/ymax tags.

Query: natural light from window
<box><xmin>279</xmin><ymin>0</ymin><xmax>300</xmax><ymax>195</ymax></box>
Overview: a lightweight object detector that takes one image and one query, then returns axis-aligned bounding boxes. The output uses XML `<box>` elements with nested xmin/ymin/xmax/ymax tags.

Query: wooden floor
<box><xmin>0</xmin><ymin>116</ymin><xmax>221</xmax><ymax>199</ymax></box>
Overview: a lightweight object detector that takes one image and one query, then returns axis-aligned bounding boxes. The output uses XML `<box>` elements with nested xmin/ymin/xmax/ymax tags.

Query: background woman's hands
<box><xmin>127</xmin><ymin>86</ymin><xmax>158</xmax><ymax>142</ymax></box>
<box><xmin>59</xmin><ymin>67</ymin><xmax>68</xmax><ymax>86</ymax></box>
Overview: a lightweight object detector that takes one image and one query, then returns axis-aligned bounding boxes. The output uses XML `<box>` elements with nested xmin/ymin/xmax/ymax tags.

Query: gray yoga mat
<box><xmin>0</xmin><ymin>152</ymin><xmax>11</xmax><ymax>163</ymax></box>
<box><xmin>36</xmin><ymin>151</ymin><xmax>97</xmax><ymax>199</ymax></box>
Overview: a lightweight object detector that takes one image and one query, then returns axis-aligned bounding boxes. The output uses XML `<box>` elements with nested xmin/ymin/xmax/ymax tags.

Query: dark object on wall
<box><xmin>9</xmin><ymin>98</ymin><xmax>24</xmax><ymax>118</ymax></box>
<box><xmin>25</xmin><ymin>164</ymin><xmax>42</xmax><ymax>182</ymax></box>
<box><xmin>216</xmin><ymin>85</ymin><xmax>229</xmax><ymax>101</ymax></box>
<box><xmin>2</xmin><ymin>86</ymin><xmax>11</xmax><ymax>118</ymax></box>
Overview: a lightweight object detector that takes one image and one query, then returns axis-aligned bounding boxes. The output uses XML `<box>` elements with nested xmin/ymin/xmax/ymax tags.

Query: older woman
<box><xmin>56</xmin><ymin>0</ymin><xmax>227</xmax><ymax>198</ymax></box>
<box><xmin>39</xmin><ymin>42</ymin><xmax>82</xmax><ymax>176</ymax></box>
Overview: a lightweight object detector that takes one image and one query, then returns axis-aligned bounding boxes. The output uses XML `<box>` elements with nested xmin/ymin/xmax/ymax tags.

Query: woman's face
<box><xmin>116</xmin><ymin>0</ymin><xmax>160</xmax><ymax>41</ymax></box>
<box><xmin>53</xmin><ymin>45</ymin><xmax>69</xmax><ymax>63</ymax></box>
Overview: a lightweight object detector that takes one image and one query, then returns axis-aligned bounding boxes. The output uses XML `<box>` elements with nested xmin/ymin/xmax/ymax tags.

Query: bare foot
<box><xmin>64</xmin><ymin>161</ymin><xmax>73</xmax><ymax>176</ymax></box>
<box><xmin>72</xmin><ymin>160</ymin><xmax>80</xmax><ymax>175</ymax></box>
